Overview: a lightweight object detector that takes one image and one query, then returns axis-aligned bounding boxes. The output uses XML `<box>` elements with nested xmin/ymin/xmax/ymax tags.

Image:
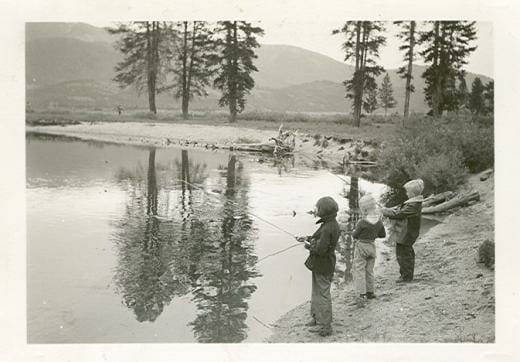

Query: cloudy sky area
<box><xmin>93</xmin><ymin>21</ymin><xmax>492</xmax><ymax>78</ymax></box>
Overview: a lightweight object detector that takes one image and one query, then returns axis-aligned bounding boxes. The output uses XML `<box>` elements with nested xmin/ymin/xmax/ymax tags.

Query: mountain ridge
<box><xmin>25</xmin><ymin>23</ymin><xmax>493</xmax><ymax>114</ymax></box>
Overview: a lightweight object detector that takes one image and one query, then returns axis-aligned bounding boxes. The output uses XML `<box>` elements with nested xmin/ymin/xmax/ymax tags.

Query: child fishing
<box><xmin>381</xmin><ymin>179</ymin><xmax>424</xmax><ymax>283</ymax></box>
<box><xmin>297</xmin><ymin>196</ymin><xmax>340</xmax><ymax>337</ymax></box>
<box><xmin>352</xmin><ymin>194</ymin><xmax>386</xmax><ymax>307</ymax></box>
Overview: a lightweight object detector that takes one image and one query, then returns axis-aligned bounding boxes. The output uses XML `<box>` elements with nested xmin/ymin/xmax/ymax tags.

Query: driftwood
<box><xmin>422</xmin><ymin>191</ymin><xmax>455</xmax><ymax>208</ymax></box>
<box><xmin>225</xmin><ymin>143</ymin><xmax>275</xmax><ymax>153</ymax></box>
<box><xmin>422</xmin><ymin>191</ymin><xmax>480</xmax><ymax>214</ymax></box>
<box><xmin>480</xmin><ymin>169</ymin><xmax>493</xmax><ymax>181</ymax></box>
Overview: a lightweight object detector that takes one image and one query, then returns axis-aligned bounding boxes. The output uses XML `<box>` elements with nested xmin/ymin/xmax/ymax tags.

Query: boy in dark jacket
<box><xmin>297</xmin><ymin>196</ymin><xmax>340</xmax><ymax>337</ymax></box>
<box><xmin>382</xmin><ymin>179</ymin><xmax>424</xmax><ymax>282</ymax></box>
<box><xmin>352</xmin><ymin>194</ymin><xmax>386</xmax><ymax>307</ymax></box>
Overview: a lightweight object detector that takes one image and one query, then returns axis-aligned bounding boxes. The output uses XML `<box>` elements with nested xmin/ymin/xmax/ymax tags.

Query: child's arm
<box><xmin>309</xmin><ymin>230</ymin><xmax>332</xmax><ymax>256</ymax></box>
<box><xmin>383</xmin><ymin>203</ymin><xmax>418</xmax><ymax>220</ymax></box>
<box><xmin>378</xmin><ymin>223</ymin><xmax>386</xmax><ymax>238</ymax></box>
<box><xmin>352</xmin><ymin>220</ymin><xmax>364</xmax><ymax>239</ymax></box>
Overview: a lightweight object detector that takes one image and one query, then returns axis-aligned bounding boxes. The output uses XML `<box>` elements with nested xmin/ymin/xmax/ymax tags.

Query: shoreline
<box><xmin>26</xmin><ymin>121</ymin><xmax>377</xmax><ymax>166</ymax></box>
<box><xmin>267</xmin><ymin>171</ymin><xmax>494</xmax><ymax>343</ymax></box>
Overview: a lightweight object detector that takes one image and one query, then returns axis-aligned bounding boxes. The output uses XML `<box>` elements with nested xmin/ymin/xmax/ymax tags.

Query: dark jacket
<box><xmin>352</xmin><ymin>218</ymin><xmax>386</xmax><ymax>242</ymax></box>
<box><xmin>304</xmin><ymin>213</ymin><xmax>341</xmax><ymax>275</ymax></box>
<box><xmin>384</xmin><ymin>198</ymin><xmax>423</xmax><ymax>245</ymax></box>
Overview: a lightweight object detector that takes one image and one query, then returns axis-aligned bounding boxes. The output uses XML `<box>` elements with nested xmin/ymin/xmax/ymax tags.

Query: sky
<box><xmin>258</xmin><ymin>20</ymin><xmax>493</xmax><ymax>77</ymax></box>
<box><xmin>91</xmin><ymin>20</ymin><xmax>493</xmax><ymax>78</ymax></box>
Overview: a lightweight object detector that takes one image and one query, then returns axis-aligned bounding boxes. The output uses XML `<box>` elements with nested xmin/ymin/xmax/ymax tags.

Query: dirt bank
<box><xmin>26</xmin><ymin>121</ymin><xmax>376</xmax><ymax>165</ymax></box>
<box><xmin>268</xmin><ymin>171</ymin><xmax>494</xmax><ymax>343</ymax></box>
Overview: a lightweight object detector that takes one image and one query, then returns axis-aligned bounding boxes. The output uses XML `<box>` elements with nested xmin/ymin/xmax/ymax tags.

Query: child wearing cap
<box><xmin>381</xmin><ymin>179</ymin><xmax>424</xmax><ymax>283</ymax></box>
<box><xmin>352</xmin><ymin>194</ymin><xmax>386</xmax><ymax>307</ymax></box>
<box><xmin>297</xmin><ymin>196</ymin><xmax>341</xmax><ymax>337</ymax></box>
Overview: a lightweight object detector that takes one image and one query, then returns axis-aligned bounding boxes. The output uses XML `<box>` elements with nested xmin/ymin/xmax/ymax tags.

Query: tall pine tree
<box><xmin>108</xmin><ymin>22</ymin><xmax>166</xmax><ymax>115</ymax></box>
<box><xmin>333</xmin><ymin>21</ymin><xmax>386</xmax><ymax>127</ymax></box>
<box><xmin>394</xmin><ymin>21</ymin><xmax>417</xmax><ymax>120</ymax></box>
<box><xmin>469</xmin><ymin>77</ymin><xmax>486</xmax><ymax>115</ymax></box>
<box><xmin>484</xmin><ymin>80</ymin><xmax>494</xmax><ymax>116</ymax></box>
<box><xmin>379</xmin><ymin>73</ymin><xmax>397</xmax><ymax>116</ymax></box>
<box><xmin>419</xmin><ymin>21</ymin><xmax>477</xmax><ymax>116</ymax></box>
<box><xmin>164</xmin><ymin>21</ymin><xmax>216</xmax><ymax>120</ymax></box>
<box><xmin>210</xmin><ymin>21</ymin><xmax>264</xmax><ymax>123</ymax></box>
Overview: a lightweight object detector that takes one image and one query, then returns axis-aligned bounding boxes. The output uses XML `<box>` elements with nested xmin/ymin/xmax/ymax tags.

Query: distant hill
<box><xmin>25</xmin><ymin>22</ymin><xmax>492</xmax><ymax>114</ymax></box>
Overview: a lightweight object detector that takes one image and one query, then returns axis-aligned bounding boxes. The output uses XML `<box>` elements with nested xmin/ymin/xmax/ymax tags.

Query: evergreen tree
<box><xmin>457</xmin><ymin>74</ymin><xmax>469</xmax><ymax>111</ymax></box>
<box><xmin>333</xmin><ymin>21</ymin><xmax>386</xmax><ymax>127</ymax></box>
<box><xmin>379</xmin><ymin>73</ymin><xmax>397</xmax><ymax>116</ymax></box>
<box><xmin>364</xmin><ymin>87</ymin><xmax>378</xmax><ymax>114</ymax></box>
<box><xmin>394</xmin><ymin>21</ymin><xmax>417</xmax><ymax>119</ymax></box>
<box><xmin>419</xmin><ymin>21</ymin><xmax>477</xmax><ymax>116</ymax></box>
<box><xmin>108</xmin><ymin>22</ymin><xmax>166</xmax><ymax>114</ymax></box>
<box><xmin>165</xmin><ymin>21</ymin><xmax>216</xmax><ymax>120</ymax></box>
<box><xmin>484</xmin><ymin>80</ymin><xmax>494</xmax><ymax>115</ymax></box>
<box><xmin>210</xmin><ymin>21</ymin><xmax>264</xmax><ymax>123</ymax></box>
<box><xmin>469</xmin><ymin>77</ymin><xmax>486</xmax><ymax>115</ymax></box>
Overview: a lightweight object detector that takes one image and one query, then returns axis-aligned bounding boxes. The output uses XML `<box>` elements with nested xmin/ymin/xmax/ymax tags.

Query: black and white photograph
<box><xmin>2</xmin><ymin>0</ymin><xmax>520</xmax><ymax>360</ymax></box>
<box><xmin>24</xmin><ymin>19</ymin><xmax>495</xmax><ymax>343</ymax></box>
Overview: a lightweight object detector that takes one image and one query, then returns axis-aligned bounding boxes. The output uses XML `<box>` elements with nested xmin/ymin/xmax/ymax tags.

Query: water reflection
<box><xmin>112</xmin><ymin>149</ymin><xmax>259</xmax><ymax>342</ymax></box>
<box><xmin>189</xmin><ymin>155</ymin><xmax>260</xmax><ymax>343</ymax></box>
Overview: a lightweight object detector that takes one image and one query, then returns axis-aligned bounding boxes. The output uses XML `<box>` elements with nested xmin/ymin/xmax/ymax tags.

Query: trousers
<box><xmin>310</xmin><ymin>271</ymin><xmax>333</xmax><ymax>326</ymax></box>
<box><xmin>353</xmin><ymin>241</ymin><xmax>376</xmax><ymax>294</ymax></box>
<box><xmin>396</xmin><ymin>243</ymin><xmax>415</xmax><ymax>280</ymax></box>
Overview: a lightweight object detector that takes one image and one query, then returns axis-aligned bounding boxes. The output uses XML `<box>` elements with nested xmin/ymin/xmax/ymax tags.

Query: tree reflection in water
<box><xmin>113</xmin><ymin>148</ymin><xmax>188</xmax><ymax>322</ymax></box>
<box><xmin>112</xmin><ymin>149</ymin><xmax>259</xmax><ymax>342</ymax></box>
<box><xmin>188</xmin><ymin>155</ymin><xmax>260</xmax><ymax>343</ymax></box>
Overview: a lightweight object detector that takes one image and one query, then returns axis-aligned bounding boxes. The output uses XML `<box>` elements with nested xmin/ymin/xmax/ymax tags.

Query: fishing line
<box><xmin>295</xmin><ymin>151</ymin><xmax>350</xmax><ymax>184</ymax></box>
<box><xmin>176</xmin><ymin>178</ymin><xmax>298</xmax><ymax>239</ymax></box>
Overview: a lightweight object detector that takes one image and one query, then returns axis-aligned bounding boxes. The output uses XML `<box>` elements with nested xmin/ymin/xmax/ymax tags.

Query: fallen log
<box><xmin>422</xmin><ymin>191</ymin><xmax>455</xmax><ymax>208</ymax></box>
<box><xmin>480</xmin><ymin>168</ymin><xmax>493</xmax><ymax>181</ymax></box>
<box><xmin>422</xmin><ymin>191</ymin><xmax>480</xmax><ymax>214</ymax></box>
<box><xmin>219</xmin><ymin>143</ymin><xmax>276</xmax><ymax>153</ymax></box>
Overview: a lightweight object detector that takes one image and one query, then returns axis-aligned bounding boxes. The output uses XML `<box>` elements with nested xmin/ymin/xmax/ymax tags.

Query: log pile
<box><xmin>422</xmin><ymin>191</ymin><xmax>480</xmax><ymax>214</ymax></box>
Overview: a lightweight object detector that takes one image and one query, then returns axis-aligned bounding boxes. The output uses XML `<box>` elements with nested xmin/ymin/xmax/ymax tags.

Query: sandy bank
<box><xmin>267</xmin><ymin>171</ymin><xmax>495</xmax><ymax>343</ymax></box>
<box><xmin>26</xmin><ymin>121</ymin><xmax>376</xmax><ymax>166</ymax></box>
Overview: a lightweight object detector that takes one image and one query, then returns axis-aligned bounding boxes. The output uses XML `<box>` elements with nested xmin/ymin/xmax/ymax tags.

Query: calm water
<box><xmin>27</xmin><ymin>133</ymin><xmax>390</xmax><ymax>343</ymax></box>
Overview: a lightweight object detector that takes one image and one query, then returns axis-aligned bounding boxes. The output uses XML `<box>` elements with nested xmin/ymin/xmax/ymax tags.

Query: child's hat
<box><xmin>359</xmin><ymin>194</ymin><xmax>376</xmax><ymax>211</ymax></box>
<box><xmin>404</xmin><ymin>179</ymin><xmax>424</xmax><ymax>196</ymax></box>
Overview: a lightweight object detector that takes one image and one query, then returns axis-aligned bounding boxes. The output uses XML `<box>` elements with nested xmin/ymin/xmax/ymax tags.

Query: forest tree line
<box><xmin>108</xmin><ymin>21</ymin><xmax>493</xmax><ymax>126</ymax></box>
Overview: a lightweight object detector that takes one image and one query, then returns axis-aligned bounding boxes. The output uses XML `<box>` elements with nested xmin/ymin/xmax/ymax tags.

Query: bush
<box><xmin>478</xmin><ymin>239</ymin><xmax>495</xmax><ymax>268</ymax></box>
<box><xmin>376</xmin><ymin>115</ymin><xmax>487</xmax><ymax>195</ymax></box>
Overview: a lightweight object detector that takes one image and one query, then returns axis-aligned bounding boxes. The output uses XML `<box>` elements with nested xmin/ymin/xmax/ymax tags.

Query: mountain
<box><xmin>25</xmin><ymin>22</ymin><xmax>492</xmax><ymax>114</ymax></box>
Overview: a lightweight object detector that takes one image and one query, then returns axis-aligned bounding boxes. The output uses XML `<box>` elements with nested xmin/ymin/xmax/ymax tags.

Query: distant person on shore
<box><xmin>297</xmin><ymin>196</ymin><xmax>340</xmax><ymax>337</ymax></box>
<box><xmin>381</xmin><ymin>179</ymin><xmax>424</xmax><ymax>283</ymax></box>
<box><xmin>352</xmin><ymin>194</ymin><xmax>386</xmax><ymax>307</ymax></box>
<box><xmin>117</xmin><ymin>105</ymin><xmax>123</xmax><ymax>115</ymax></box>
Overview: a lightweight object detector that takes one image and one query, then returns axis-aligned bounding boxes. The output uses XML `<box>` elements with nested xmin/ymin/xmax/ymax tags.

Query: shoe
<box><xmin>356</xmin><ymin>295</ymin><xmax>368</xmax><ymax>308</ymax></box>
<box><xmin>319</xmin><ymin>327</ymin><xmax>332</xmax><ymax>337</ymax></box>
<box><xmin>396</xmin><ymin>277</ymin><xmax>412</xmax><ymax>283</ymax></box>
<box><xmin>366</xmin><ymin>292</ymin><xmax>376</xmax><ymax>299</ymax></box>
<box><xmin>305</xmin><ymin>318</ymin><xmax>317</xmax><ymax>327</ymax></box>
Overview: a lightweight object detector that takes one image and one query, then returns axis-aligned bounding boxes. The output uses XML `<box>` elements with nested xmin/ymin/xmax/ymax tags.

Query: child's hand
<box><xmin>296</xmin><ymin>236</ymin><xmax>306</xmax><ymax>243</ymax></box>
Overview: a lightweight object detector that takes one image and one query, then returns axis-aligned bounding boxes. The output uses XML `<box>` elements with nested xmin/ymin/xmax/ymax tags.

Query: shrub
<box><xmin>478</xmin><ymin>239</ymin><xmax>495</xmax><ymax>268</ymax></box>
<box><xmin>378</xmin><ymin>117</ymin><xmax>480</xmax><ymax>194</ymax></box>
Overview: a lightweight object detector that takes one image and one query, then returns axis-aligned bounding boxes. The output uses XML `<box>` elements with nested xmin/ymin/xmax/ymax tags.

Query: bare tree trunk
<box><xmin>228</xmin><ymin>22</ymin><xmax>238</xmax><ymax>123</ymax></box>
<box><xmin>432</xmin><ymin>21</ymin><xmax>441</xmax><ymax>118</ymax></box>
<box><xmin>353</xmin><ymin>22</ymin><xmax>362</xmax><ymax>127</ymax></box>
<box><xmin>146</xmin><ymin>22</ymin><xmax>158</xmax><ymax>115</ymax></box>
<box><xmin>185</xmin><ymin>22</ymin><xmax>198</xmax><ymax>120</ymax></box>
<box><xmin>403</xmin><ymin>21</ymin><xmax>415</xmax><ymax>123</ymax></box>
<box><xmin>181</xmin><ymin>22</ymin><xmax>189</xmax><ymax>120</ymax></box>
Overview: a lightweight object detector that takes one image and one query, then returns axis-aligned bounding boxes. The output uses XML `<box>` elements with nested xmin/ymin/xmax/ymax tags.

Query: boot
<box><xmin>305</xmin><ymin>318</ymin><xmax>317</xmax><ymax>327</ymax></box>
<box><xmin>356</xmin><ymin>294</ymin><xmax>368</xmax><ymax>308</ymax></box>
<box><xmin>366</xmin><ymin>292</ymin><xmax>376</xmax><ymax>300</ymax></box>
